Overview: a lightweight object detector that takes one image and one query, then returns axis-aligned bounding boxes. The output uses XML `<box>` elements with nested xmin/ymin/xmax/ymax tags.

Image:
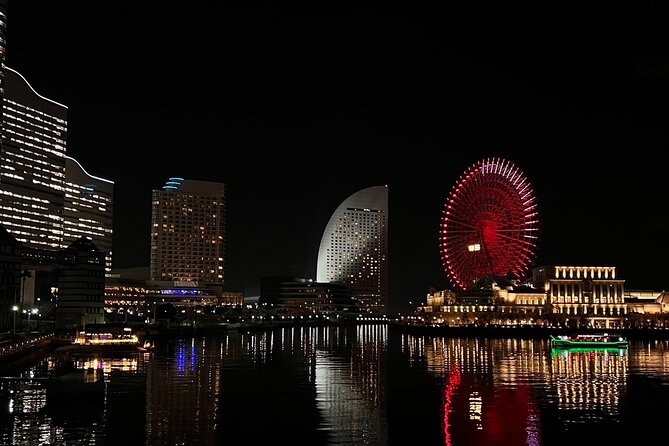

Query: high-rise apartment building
<box><xmin>316</xmin><ymin>185</ymin><xmax>388</xmax><ymax>314</ymax></box>
<box><xmin>150</xmin><ymin>177</ymin><xmax>225</xmax><ymax>285</ymax></box>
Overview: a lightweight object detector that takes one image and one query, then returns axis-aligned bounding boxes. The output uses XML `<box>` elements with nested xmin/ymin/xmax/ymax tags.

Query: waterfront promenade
<box><xmin>0</xmin><ymin>332</ymin><xmax>56</xmax><ymax>363</ymax></box>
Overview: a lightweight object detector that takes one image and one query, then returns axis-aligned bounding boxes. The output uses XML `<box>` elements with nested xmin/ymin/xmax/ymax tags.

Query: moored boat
<box><xmin>550</xmin><ymin>333</ymin><xmax>628</xmax><ymax>348</ymax></box>
<box><xmin>55</xmin><ymin>326</ymin><xmax>141</xmax><ymax>354</ymax></box>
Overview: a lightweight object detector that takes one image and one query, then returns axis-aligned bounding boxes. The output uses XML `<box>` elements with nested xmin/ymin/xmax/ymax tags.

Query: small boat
<box><xmin>56</xmin><ymin>326</ymin><xmax>141</xmax><ymax>354</ymax></box>
<box><xmin>550</xmin><ymin>333</ymin><xmax>628</xmax><ymax>348</ymax></box>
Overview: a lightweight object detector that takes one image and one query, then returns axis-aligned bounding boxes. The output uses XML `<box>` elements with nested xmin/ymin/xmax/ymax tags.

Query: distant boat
<box><xmin>550</xmin><ymin>333</ymin><xmax>628</xmax><ymax>348</ymax></box>
<box><xmin>56</xmin><ymin>326</ymin><xmax>141</xmax><ymax>354</ymax></box>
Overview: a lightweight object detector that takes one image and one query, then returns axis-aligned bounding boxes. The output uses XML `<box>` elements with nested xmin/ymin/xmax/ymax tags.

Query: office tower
<box><xmin>1</xmin><ymin>66</ymin><xmax>68</xmax><ymax>249</ymax></box>
<box><xmin>0</xmin><ymin>0</ymin><xmax>112</xmax><ymax>329</ymax></box>
<box><xmin>0</xmin><ymin>0</ymin><xmax>7</xmax><ymax>97</ymax></box>
<box><xmin>150</xmin><ymin>177</ymin><xmax>225</xmax><ymax>285</ymax></box>
<box><xmin>316</xmin><ymin>185</ymin><xmax>388</xmax><ymax>314</ymax></box>
<box><xmin>64</xmin><ymin>155</ymin><xmax>114</xmax><ymax>273</ymax></box>
<box><xmin>0</xmin><ymin>67</ymin><xmax>114</xmax><ymax>263</ymax></box>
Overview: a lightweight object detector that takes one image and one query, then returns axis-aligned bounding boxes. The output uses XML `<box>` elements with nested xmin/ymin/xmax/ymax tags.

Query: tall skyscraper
<box><xmin>317</xmin><ymin>185</ymin><xmax>388</xmax><ymax>314</ymax></box>
<box><xmin>0</xmin><ymin>0</ymin><xmax>7</xmax><ymax>98</ymax></box>
<box><xmin>0</xmin><ymin>67</ymin><xmax>115</xmax><ymax>265</ymax></box>
<box><xmin>1</xmin><ymin>0</ymin><xmax>114</xmax><ymax>268</ymax></box>
<box><xmin>150</xmin><ymin>177</ymin><xmax>226</xmax><ymax>286</ymax></box>
<box><xmin>64</xmin><ymin>155</ymin><xmax>114</xmax><ymax>273</ymax></box>
<box><xmin>0</xmin><ymin>0</ymin><xmax>112</xmax><ymax>329</ymax></box>
<box><xmin>1</xmin><ymin>66</ymin><xmax>68</xmax><ymax>249</ymax></box>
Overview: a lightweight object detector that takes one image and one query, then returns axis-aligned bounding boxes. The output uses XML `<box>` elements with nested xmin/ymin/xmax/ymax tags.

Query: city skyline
<box><xmin>3</xmin><ymin>2</ymin><xmax>669</xmax><ymax>312</ymax></box>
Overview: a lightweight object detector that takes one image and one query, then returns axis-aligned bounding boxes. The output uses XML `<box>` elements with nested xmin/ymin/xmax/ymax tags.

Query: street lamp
<box><xmin>11</xmin><ymin>305</ymin><xmax>19</xmax><ymax>336</ymax></box>
<box><xmin>27</xmin><ymin>308</ymin><xmax>38</xmax><ymax>331</ymax></box>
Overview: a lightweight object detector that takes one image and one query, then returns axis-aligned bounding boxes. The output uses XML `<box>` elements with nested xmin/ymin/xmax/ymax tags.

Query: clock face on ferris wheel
<box><xmin>439</xmin><ymin>157</ymin><xmax>539</xmax><ymax>290</ymax></box>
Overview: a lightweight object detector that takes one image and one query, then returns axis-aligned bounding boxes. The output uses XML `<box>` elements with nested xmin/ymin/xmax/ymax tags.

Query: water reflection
<box><xmin>550</xmin><ymin>348</ymin><xmax>627</xmax><ymax>418</ymax></box>
<box><xmin>3</xmin><ymin>330</ymin><xmax>669</xmax><ymax>445</ymax></box>
<box><xmin>145</xmin><ymin>325</ymin><xmax>388</xmax><ymax>445</ymax></box>
<box><xmin>400</xmin><ymin>335</ymin><xmax>634</xmax><ymax>445</ymax></box>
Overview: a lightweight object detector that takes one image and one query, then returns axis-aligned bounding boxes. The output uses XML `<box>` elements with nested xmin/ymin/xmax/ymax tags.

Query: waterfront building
<box><xmin>417</xmin><ymin>276</ymin><xmax>547</xmax><ymax>326</ymax></box>
<box><xmin>0</xmin><ymin>224</ymin><xmax>20</xmax><ymax>330</ymax></box>
<box><xmin>150</xmin><ymin>178</ymin><xmax>225</xmax><ymax>288</ymax></box>
<box><xmin>624</xmin><ymin>290</ymin><xmax>669</xmax><ymax>318</ymax></box>
<box><xmin>259</xmin><ymin>276</ymin><xmax>355</xmax><ymax>315</ymax></box>
<box><xmin>532</xmin><ymin>266</ymin><xmax>627</xmax><ymax>328</ymax></box>
<box><xmin>0</xmin><ymin>223</ymin><xmax>105</xmax><ymax>331</ymax></box>
<box><xmin>220</xmin><ymin>291</ymin><xmax>244</xmax><ymax>306</ymax></box>
<box><xmin>316</xmin><ymin>185</ymin><xmax>388</xmax><ymax>314</ymax></box>
<box><xmin>412</xmin><ymin>265</ymin><xmax>668</xmax><ymax>329</ymax></box>
<box><xmin>105</xmin><ymin>267</ymin><xmax>238</xmax><ymax>325</ymax></box>
<box><xmin>56</xmin><ymin>237</ymin><xmax>106</xmax><ymax>329</ymax></box>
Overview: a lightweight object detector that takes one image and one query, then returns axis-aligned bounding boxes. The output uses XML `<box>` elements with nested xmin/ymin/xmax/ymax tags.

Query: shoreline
<box><xmin>387</xmin><ymin>322</ymin><xmax>669</xmax><ymax>340</ymax></box>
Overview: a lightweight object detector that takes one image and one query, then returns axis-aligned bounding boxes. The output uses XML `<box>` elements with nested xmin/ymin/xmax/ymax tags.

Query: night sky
<box><xmin>4</xmin><ymin>2</ymin><xmax>669</xmax><ymax>312</ymax></box>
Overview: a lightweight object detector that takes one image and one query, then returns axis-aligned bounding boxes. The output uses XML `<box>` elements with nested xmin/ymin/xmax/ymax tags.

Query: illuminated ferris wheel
<box><xmin>439</xmin><ymin>157</ymin><xmax>539</xmax><ymax>290</ymax></box>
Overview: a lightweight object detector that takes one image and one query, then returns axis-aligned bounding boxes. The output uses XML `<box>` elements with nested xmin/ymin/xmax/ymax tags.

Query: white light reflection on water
<box><xmin>314</xmin><ymin>324</ymin><xmax>388</xmax><ymax>445</ymax></box>
<box><xmin>400</xmin><ymin>334</ymin><xmax>669</xmax><ymax>445</ymax></box>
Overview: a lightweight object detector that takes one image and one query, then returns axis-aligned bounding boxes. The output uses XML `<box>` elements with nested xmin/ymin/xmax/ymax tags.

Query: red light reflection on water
<box><xmin>442</xmin><ymin>365</ymin><xmax>541</xmax><ymax>445</ymax></box>
<box><xmin>442</xmin><ymin>363</ymin><xmax>461</xmax><ymax>446</ymax></box>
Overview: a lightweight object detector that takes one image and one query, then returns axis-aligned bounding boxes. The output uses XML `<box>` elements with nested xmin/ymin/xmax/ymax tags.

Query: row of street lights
<box><xmin>12</xmin><ymin>306</ymin><xmax>38</xmax><ymax>335</ymax></box>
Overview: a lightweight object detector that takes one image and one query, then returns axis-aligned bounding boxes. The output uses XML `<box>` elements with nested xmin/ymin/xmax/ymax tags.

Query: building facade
<box><xmin>150</xmin><ymin>178</ymin><xmax>226</xmax><ymax>286</ymax></box>
<box><xmin>259</xmin><ymin>276</ymin><xmax>354</xmax><ymax>315</ymax></box>
<box><xmin>316</xmin><ymin>185</ymin><xmax>388</xmax><ymax>314</ymax></box>
<box><xmin>0</xmin><ymin>223</ymin><xmax>106</xmax><ymax>332</ymax></box>
<box><xmin>64</xmin><ymin>156</ymin><xmax>114</xmax><ymax>274</ymax></box>
<box><xmin>0</xmin><ymin>4</ymin><xmax>114</xmax><ymax>330</ymax></box>
<box><xmin>56</xmin><ymin>237</ymin><xmax>106</xmax><ymax>329</ymax></box>
<box><xmin>1</xmin><ymin>28</ymin><xmax>113</xmax><ymax>267</ymax></box>
<box><xmin>532</xmin><ymin>266</ymin><xmax>627</xmax><ymax>327</ymax></box>
<box><xmin>1</xmin><ymin>66</ymin><xmax>68</xmax><ymax>250</ymax></box>
<box><xmin>414</xmin><ymin>265</ymin><xmax>639</xmax><ymax>329</ymax></box>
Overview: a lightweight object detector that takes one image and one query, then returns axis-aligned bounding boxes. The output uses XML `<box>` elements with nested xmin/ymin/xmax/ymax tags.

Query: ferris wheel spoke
<box><xmin>494</xmin><ymin>231</ymin><xmax>537</xmax><ymax>246</ymax></box>
<box><xmin>440</xmin><ymin>158</ymin><xmax>538</xmax><ymax>290</ymax></box>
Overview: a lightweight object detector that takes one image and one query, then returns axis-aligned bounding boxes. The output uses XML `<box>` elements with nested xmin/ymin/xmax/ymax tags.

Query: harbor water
<box><xmin>0</xmin><ymin>325</ymin><xmax>668</xmax><ymax>445</ymax></box>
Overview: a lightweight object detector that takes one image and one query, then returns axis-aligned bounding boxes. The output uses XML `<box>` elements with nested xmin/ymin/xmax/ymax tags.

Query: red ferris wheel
<box><xmin>439</xmin><ymin>157</ymin><xmax>539</xmax><ymax>290</ymax></box>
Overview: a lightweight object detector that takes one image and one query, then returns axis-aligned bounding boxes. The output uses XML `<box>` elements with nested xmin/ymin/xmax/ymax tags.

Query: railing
<box><xmin>0</xmin><ymin>333</ymin><xmax>55</xmax><ymax>360</ymax></box>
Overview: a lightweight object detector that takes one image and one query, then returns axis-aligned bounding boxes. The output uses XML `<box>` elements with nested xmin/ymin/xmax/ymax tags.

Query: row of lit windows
<box><xmin>64</xmin><ymin>191</ymin><xmax>111</xmax><ymax>207</ymax></box>
<box><xmin>1</xmin><ymin>153</ymin><xmax>64</xmax><ymax>181</ymax></box>
<box><xmin>0</xmin><ymin>187</ymin><xmax>50</xmax><ymax>204</ymax></box>
<box><xmin>4</xmin><ymin>99</ymin><xmax>67</xmax><ymax>127</ymax></box>
<box><xmin>3</xmin><ymin>120</ymin><xmax>65</xmax><ymax>153</ymax></box>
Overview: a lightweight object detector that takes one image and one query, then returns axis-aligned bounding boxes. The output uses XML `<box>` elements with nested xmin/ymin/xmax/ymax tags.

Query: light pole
<box><xmin>12</xmin><ymin>305</ymin><xmax>18</xmax><ymax>336</ymax></box>
<box><xmin>27</xmin><ymin>308</ymin><xmax>37</xmax><ymax>332</ymax></box>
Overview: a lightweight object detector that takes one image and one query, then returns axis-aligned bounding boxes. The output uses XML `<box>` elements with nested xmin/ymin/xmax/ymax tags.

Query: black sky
<box><xmin>4</xmin><ymin>2</ymin><xmax>669</xmax><ymax>312</ymax></box>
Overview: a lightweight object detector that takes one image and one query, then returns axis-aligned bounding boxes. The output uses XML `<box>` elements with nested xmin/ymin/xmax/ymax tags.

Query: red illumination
<box><xmin>439</xmin><ymin>157</ymin><xmax>539</xmax><ymax>290</ymax></box>
<box><xmin>442</xmin><ymin>363</ymin><xmax>461</xmax><ymax>446</ymax></box>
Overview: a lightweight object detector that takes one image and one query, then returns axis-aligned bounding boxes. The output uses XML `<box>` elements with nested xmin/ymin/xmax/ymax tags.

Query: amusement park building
<box><xmin>418</xmin><ymin>265</ymin><xmax>668</xmax><ymax>329</ymax></box>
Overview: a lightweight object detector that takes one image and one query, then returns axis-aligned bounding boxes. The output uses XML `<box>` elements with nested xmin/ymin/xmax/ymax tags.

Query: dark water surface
<box><xmin>0</xmin><ymin>325</ymin><xmax>668</xmax><ymax>445</ymax></box>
